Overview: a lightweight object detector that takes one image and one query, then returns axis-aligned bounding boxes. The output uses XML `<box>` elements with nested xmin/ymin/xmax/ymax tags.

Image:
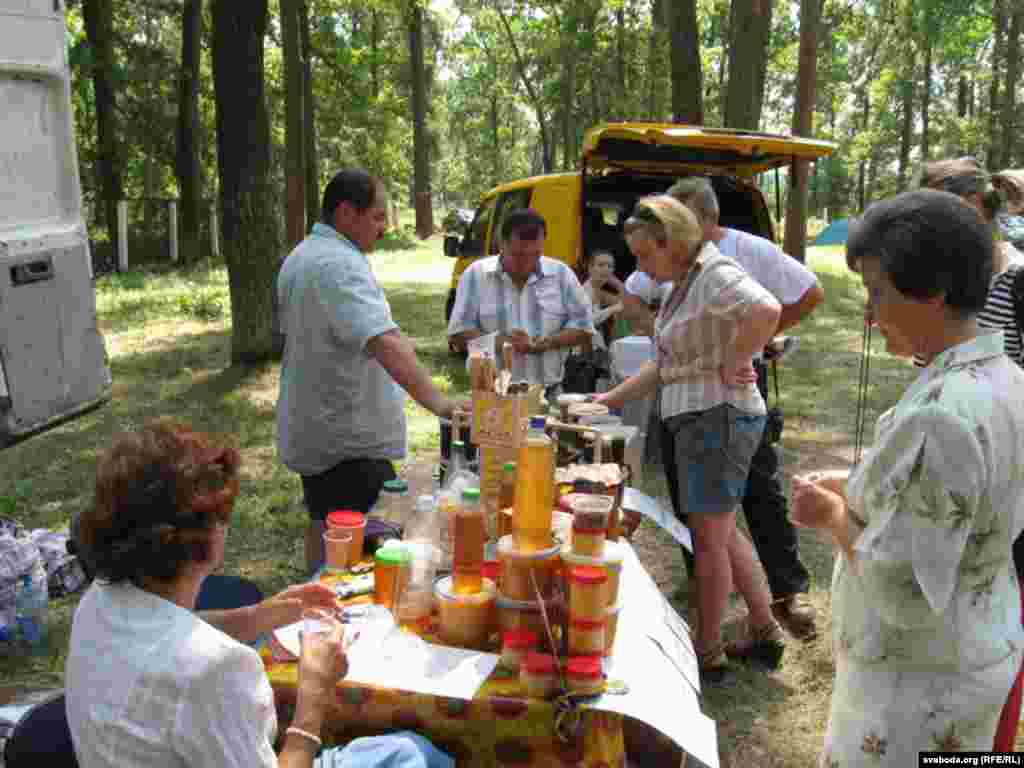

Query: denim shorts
<box><xmin>662</xmin><ymin>403</ymin><xmax>765</xmax><ymax>516</ymax></box>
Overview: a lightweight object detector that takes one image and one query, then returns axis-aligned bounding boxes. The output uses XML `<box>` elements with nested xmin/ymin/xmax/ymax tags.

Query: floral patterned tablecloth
<box><xmin>261</xmin><ymin>572</ymin><xmax>626</xmax><ymax>768</ymax></box>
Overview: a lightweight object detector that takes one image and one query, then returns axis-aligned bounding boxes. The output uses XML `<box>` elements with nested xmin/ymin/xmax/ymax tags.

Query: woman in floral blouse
<box><xmin>792</xmin><ymin>189</ymin><xmax>1024</xmax><ymax>766</ymax></box>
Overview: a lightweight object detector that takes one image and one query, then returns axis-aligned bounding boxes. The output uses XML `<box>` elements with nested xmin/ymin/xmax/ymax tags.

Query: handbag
<box><xmin>562</xmin><ymin>350</ymin><xmax>605</xmax><ymax>394</ymax></box>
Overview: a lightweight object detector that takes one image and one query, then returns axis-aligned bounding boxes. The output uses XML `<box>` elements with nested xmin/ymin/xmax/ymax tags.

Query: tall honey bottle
<box><xmin>513</xmin><ymin>417</ymin><xmax>555</xmax><ymax>552</ymax></box>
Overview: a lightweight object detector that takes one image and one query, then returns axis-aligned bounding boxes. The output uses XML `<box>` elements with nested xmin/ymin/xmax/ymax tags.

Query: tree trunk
<box><xmin>668</xmin><ymin>0</ymin><xmax>703</xmax><ymax>124</ymax></box>
<box><xmin>281</xmin><ymin>0</ymin><xmax>306</xmax><ymax>249</ymax></box>
<box><xmin>858</xmin><ymin>91</ymin><xmax>869</xmax><ymax>212</ymax></box>
<box><xmin>82</xmin><ymin>0</ymin><xmax>123</xmax><ymax>261</ymax></box>
<box><xmin>176</xmin><ymin>0</ymin><xmax>203</xmax><ymax>266</ymax></box>
<box><xmin>646</xmin><ymin>0</ymin><xmax>665</xmax><ymax>119</ymax></box>
<box><xmin>783</xmin><ymin>0</ymin><xmax>822</xmax><ymax>263</ymax></box>
<box><xmin>496</xmin><ymin>5</ymin><xmax>553</xmax><ymax>172</ymax></box>
<box><xmin>300</xmin><ymin>0</ymin><xmax>319</xmax><ymax>230</ymax></box>
<box><xmin>957</xmin><ymin>75</ymin><xmax>968</xmax><ymax>118</ymax></box>
<box><xmin>211</xmin><ymin>0</ymin><xmax>280</xmax><ymax>365</ymax></box>
<box><xmin>898</xmin><ymin>79</ymin><xmax>914</xmax><ymax>190</ymax></box>
<box><xmin>1001</xmin><ymin>6</ymin><xmax>1021</xmax><ymax>168</ymax></box>
<box><xmin>409</xmin><ymin>1</ymin><xmax>433</xmax><ymax>238</ymax></box>
<box><xmin>920</xmin><ymin>31</ymin><xmax>932</xmax><ymax>164</ymax></box>
<box><xmin>990</xmin><ymin>0</ymin><xmax>1006</xmax><ymax>169</ymax></box>
<box><xmin>491</xmin><ymin>93</ymin><xmax>500</xmax><ymax>185</ymax></box>
<box><xmin>370</xmin><ymin>10</ymin><xmax>380</xmax><ymax>101</ymax></box>
<box><xmin>615</xmin><ymin>6</ymin><xmax>626</xmax><ymax>117</ymax></box>
<box><xmin>724</xmin><ymin>0</ymin><xmax>773</xmax><ymax>129</ymax></box>
<box><xmin>560</xmin><ymin>9</ymin><xmax>576</xmax><ymax>170</ymax></box>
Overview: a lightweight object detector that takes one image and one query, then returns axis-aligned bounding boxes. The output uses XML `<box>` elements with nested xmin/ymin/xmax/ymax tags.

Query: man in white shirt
<box><xmin>667</xmin><ymin>176</ymin><xmax>825</xmax><ymax>643</ymax></box>
<box><xmin>447</xmin><ymin>209</ymin><xmax>593</xmax><ymax>398</ymax></box>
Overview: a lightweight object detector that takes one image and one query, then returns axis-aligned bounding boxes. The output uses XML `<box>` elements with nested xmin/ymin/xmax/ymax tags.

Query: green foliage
<box><xmin>177</xmin><ymin>289</ymin><xmax>228</xmax><ymax>321</ymax></box>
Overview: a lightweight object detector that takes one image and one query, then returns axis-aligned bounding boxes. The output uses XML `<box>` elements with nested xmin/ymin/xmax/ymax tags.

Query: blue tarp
<box><xmin>812</xmin><ymin>218</ymin><xmax>851</xmax><ymax>246</ymax></box>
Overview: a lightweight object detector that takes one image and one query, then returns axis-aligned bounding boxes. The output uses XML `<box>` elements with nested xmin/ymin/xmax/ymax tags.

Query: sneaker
<box><xmin>724</xmin><ymin>619</ymin><xmax>785</xmax><ymax>670</ymax></box>
<box><xmin>697</xmin><ymin>642</ymin><xmax>732</xmax><ymax>686</ymax></box>
<box><xmin>771</xmin><ymin>594</ymin><xmax>818</xmax><ymax>641</ymax></box>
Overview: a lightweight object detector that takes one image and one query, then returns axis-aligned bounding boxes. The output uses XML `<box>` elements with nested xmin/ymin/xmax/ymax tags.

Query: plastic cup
<box><xmin>302</xmin><ymin>607</ymin><xmax>337</xmax><ymax>642</ymax></box>
<box><xmin>323</xmin><ymin>529</ymin><xmax>353</xmax><ymax>572</ymax></box>
<box><xmin>326</xmin><ymin>510</ymin><xmax>366</xmax><ymax>565</ymax></box>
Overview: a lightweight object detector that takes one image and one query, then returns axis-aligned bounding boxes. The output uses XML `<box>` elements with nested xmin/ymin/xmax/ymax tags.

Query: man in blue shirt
<box><xmin>276</xmin><ymin>169</ymin><xmax>463</xmax><ymax>571</ymax></box>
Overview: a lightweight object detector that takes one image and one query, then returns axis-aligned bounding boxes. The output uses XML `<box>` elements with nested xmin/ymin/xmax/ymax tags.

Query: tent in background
<box><xmin>812</xmin><ymin>218</ymin><xmax>851</xmax><ymax>246</ymax></box>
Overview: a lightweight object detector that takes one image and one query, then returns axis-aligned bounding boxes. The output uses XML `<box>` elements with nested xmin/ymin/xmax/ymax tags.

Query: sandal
<box><xmin>696</xmin><ymin>642</ymin><xmax>731</xmax><ymax>686</ymax></box>
<box><xmin>724</xmin><ymin>619</ymin><xmax>785</xmax><ymax>670</ymax></box>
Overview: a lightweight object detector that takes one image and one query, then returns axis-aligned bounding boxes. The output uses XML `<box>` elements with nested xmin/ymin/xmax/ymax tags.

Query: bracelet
<box><xmin>286</xmin><ymin>726</ymin><xmax>323</xmax><ymax>749</ymax></box>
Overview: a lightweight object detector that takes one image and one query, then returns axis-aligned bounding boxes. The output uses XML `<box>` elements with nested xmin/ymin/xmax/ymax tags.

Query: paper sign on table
<box><xmin>621</xmin><ymin>487</ymin><xmax>693</xmax><ymax>552</ymax></box>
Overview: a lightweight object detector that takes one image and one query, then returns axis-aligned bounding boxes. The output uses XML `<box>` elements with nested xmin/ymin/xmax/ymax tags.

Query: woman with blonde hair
<box><xmin>596</xmin><ymin>195</ymin><xmax>784</xmax><ymax>682</ymax></box>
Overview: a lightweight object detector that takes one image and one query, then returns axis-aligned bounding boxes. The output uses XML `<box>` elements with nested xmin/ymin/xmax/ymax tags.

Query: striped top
<box><xmin>655</xmin><ymin>242</ymin><xmax>778</xmax><ymax>419</ymax></box>
<box><xmin>447</xmin><ymin>256</ymin><xmax>593</xmax><ymax>385</ymax></box>
<box><xmin>913</xmin><ymin>244</ymin><xmax>1024</xmax><ymax>368</ymax></box>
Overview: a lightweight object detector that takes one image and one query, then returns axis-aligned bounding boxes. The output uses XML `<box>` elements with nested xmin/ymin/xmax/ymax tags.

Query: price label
<box><xmin>472</xmin><ymin>392</ymin><xmax>524</xmax><ymax>449</ymax></box>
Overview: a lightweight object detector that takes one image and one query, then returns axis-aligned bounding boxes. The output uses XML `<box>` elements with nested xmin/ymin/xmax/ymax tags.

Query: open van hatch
<box><xmin>583</xmin><ymin>123</ymin><xmax>837</xmax><ymax>178</ymax></box>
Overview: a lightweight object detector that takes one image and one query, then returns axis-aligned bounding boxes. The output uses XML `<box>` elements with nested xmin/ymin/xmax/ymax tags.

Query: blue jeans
<box><xmin>314</xmin><ymin>731</ymin><xmax>454</xmax><ymax>768</ymax></box>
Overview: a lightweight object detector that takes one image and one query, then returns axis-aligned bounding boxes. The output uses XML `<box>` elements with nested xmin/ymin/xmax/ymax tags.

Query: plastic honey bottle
<box><xmin>453</xmin><ymin>488</ymin><xmax>485</xmax><ymax>594</ymax></box>
<box><xmin>513</xmin><ymin>417</ymin><xmax>555</xmax><ymax>552</ymax></box>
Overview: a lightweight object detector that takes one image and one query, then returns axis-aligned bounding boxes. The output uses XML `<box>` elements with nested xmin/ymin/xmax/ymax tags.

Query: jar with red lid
<box><xmin>570</xmin><ymin>496</ymin><xmax>612</xmax><ymax>557</ymax></box>
<box><xmin>520</xmin><ymin>651</ymin><xmax>559</xmax><ymax>698</ymax></box>
<box><xmin>568</xmin><ymin>616</ymin><xmax>606</xmax><ymax>655</ymax></box>
<box><xmin>326</xmin><ymin>509</ymin><xmax>366</xmax><ymax>566</ymax></box>
<box><xmin>566</xmin><ymin>655</ymin><xmax>604</xmax><ymax>695</ymax></box>
<box><xmin>500</xmin><ymin>629</ymin><xmax>538</xmax><ymax>672</ymax></box>
<box><xmin>567</xmin><ymin>565</ymin><xmax>608</xmax><ymax>621</ymax></box>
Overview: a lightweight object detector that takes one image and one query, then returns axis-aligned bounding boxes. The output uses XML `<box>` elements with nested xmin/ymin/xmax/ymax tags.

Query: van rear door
<box><xmin>0</xmin><ymin>0</ymin><xmax>111</xmax><ymax>446</ymax></box>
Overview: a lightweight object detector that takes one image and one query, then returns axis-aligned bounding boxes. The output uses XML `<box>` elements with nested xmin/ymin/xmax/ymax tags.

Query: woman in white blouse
<box><xmin>596</xmin><ymin>196</ymin><xmax>783</xmax><ymax>683</ymax></box>
<box><xmin>67</xmin><ymin>419</ymin><xmax>452</xmax><ymax>768</ymax></box>
<box><xmin>793</xmin><ymin>190</ymin><xmax>1024</xmax><ymax>766</ymax></box>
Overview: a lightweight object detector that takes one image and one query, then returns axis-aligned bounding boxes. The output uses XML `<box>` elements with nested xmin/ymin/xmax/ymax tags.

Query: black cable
<box><xmin>854</xmin><ymin>316</ymin><xmax>873</xmax><ymax>465</ymax></box>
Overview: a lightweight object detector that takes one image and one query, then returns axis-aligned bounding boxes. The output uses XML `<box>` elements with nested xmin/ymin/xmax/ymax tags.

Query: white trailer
<box><xmin>0</xmin><ymin>0</ymin><xmax>111</xmax><ymax>446</ymax></box>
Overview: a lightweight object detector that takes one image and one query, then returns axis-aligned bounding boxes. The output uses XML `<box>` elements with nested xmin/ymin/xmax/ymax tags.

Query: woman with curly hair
<box><xmin>66</xmin><ymin>419</ymin><xmax>452</xmax><ymax>768</ymax></box>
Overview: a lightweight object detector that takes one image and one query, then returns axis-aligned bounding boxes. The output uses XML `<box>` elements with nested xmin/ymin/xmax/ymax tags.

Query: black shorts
<box><xmin>301</xmin><ymin>458</ymin><xmax>397</xmax><ymax>521</ymax></box>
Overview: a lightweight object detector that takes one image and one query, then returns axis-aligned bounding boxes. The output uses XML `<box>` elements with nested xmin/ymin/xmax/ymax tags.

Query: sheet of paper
<box><xmin>621</xmin><ymin>487</ymin><xmax>693</xmax><ymax>552</ymax></box>
<box><xmin>465</xmin><ymin>331</ymin><xmax>498</xmax><ymax>362</ymax></box>
<box><xmin>272</xmin><ymin>621</ymin><xmax>498</xmax><ymax>701</ymax></box>
<box><xmin>345</xmin><ymin>635</ymin><xmax>499</xmax><ymax>700</ymax></box>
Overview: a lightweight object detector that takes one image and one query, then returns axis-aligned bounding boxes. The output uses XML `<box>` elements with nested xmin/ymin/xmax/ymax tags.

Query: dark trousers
<box><xmin>744</xmin><ymin>360</ymin><xmax>810</xmax><ymax>598</ymax></box>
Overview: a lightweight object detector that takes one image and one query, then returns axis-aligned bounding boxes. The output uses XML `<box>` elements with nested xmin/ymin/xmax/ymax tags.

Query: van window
<box><xmin>488</xmin><ymin>188</ymin><xmax>533</xmax><ymax>254</ymax></box>
<box><xmin>463</xmin><ymin>197</ymin><xmax>496</xmax><ymax>258</ymax></box>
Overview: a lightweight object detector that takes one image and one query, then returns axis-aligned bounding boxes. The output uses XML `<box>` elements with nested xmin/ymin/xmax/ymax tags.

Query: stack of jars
<box><xmin>434</xmin><ymin>487</ymin><xmax>497</xmax><ymax>649</ymax></box>
<box><xmin>562</xmin><ymin>494</ymin><xmax>626</xmax><ymax>658</ymax></box>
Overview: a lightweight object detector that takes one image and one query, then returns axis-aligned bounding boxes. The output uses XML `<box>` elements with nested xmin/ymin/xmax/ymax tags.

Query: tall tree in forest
<box><xmin>919</xmin><ymin>12</ymin><xmax>934</xmax><ymax>163</ymax></box>
<box><xmin>409</xmin><ymin>0</ymin><xmax>434</xmax><ymax>238</ymax></box>
<box><xmin>175</xmin><ymin>0</ymin><xmax>203</xmax><ymax>265</ymax></box>
<box><xmin>559</xmin><ymin>4</ymin><xmax>578</xmax><ymax>169</ymax></box>
<box><xmin>495</xmin><ymin>4</ymin><xmax>554</xmax><ymax>172</ymax></box>
<box><xmin>82</xmin><ymin>0</ymin><xmax>123</xmax><ymax>259</ymax></box>
<box><xmin>668</xmin><ymin>0</ymin><xmax>703</xmax><ymax>124</ymax></box>
<box><xmin>989</xmin><ymin>0</ymin><xmax>1006</xmax><ymax>169</ymax></box>
<box><xmin>1000</xmin><ymin>5</ymin><xmax>1021</xmax><ymax>168</ymax></box>
<box><xmin>783</xmin><ymin>0</ymin><xmax>822</xmax><ymax>263</ymax></box>
<box><xmin>211</xmin><ymin>0</ymin><xmax>280</xmax><ymax>364</ymax></box>
<box><xmin>646</xmin><ymin>0</ymin><xmax>666</xmax><ymax>119</ymax></box>
<box><xmin>723</xmin><ymin>0</ymin><xmax>773</xmax><ymax>129</ymax></box>
<box><xmin>300</xmin><ymin>0</ymin><xmax>318</xmax><ymax>231</ymax></box>
<box><xmin>281</xmin><ymin>0</ymin><xmax>306</xmax><ymax>248</ymax></box>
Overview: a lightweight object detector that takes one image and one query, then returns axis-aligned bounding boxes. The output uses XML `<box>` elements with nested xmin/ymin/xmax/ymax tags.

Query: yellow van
<box><xmin>443</xmin><ymin>122</ymin><xmax>836</xmax><ymax>321</ymax></box>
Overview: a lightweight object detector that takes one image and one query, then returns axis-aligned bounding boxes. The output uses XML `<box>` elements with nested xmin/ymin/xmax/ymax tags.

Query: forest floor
<box><xmin>2</xmin><ymin>236</ymin><xmax>1016</xmax><ymax>764</ymax></box>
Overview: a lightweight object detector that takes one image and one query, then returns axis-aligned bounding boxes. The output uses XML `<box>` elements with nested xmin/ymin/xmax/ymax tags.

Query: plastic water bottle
<box><xmin>15</xmin><ymin>568</ymin><xmax>48</xmax><ymax>652</ymax></box>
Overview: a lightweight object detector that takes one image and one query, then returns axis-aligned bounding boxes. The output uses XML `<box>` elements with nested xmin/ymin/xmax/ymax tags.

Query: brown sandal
<box><xmin>696</xmin><ymin>642</ymin><xmax>731</xmax><ymax>686</ymax></box>
<box><xmin>724</xmin><ymin>619</ymin><xmax>785</xmax><ymax>670</ymax></box>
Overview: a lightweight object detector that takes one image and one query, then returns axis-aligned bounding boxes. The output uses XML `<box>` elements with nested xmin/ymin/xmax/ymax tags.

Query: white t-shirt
<box><xmin>716</xmin><ymin>228</ymin><xmax>817</xmax><ymax>305</ymax></box>
<box><xmin>66</xmin><ymin>582</ymin><xmax>278</xmax><ymax>768</ymax></box>
<box><xmin>624</xmin><ymin>228</ymin><xmax>817</xmax><ymax>310</ymax></box>
<box><xmin>624</xmin><ymin>270</ymin><xmax>673</xmax><ymax>305</ymax></box>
